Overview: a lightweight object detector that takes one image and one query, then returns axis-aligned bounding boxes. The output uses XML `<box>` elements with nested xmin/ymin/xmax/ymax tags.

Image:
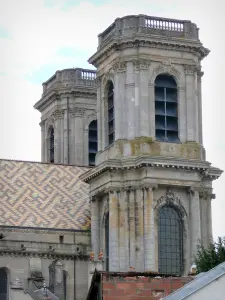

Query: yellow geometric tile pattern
<box><xmin>0</xmin><ymin>159</ymin><xmax>91</xmax><ymax>230</ymax></box>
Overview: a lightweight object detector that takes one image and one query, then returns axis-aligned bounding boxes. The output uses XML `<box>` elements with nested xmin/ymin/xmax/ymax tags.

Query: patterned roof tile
<box><xmin>0</xmin><ymin>159</ymin><xmax>90</xmax><ymax>230</ymax></box>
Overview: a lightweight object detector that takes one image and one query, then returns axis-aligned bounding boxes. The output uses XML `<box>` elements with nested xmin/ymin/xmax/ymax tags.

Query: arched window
<box><xmin>155</xmin><ymin>74</ymin><xmax>179</xmax><ymax>142</ymax></box>
<box><xmin>49</xmin><ymin>127</ymin><xmax>54</xmax><ymax>163</ymax></box>
<box><xmin>105</xmin><ymin>212</ymin><xmax>109</xmax><ymax>271</ymax></box>
<box><xmin>158</xmin><ymin>205</ymin><xmax>183</xmax><ymax>275</ymax></box>
<box><xmin>88</xmin><ymin>120</ymin><xmax>98</xmax><ymax>166</ymax></box>
<box><xmin>0</xmin><ymin>268</ymin><xmax>7</xmax><ymax>300</ymax></box>
<box><xmin>107</xmin><ymin>81</ymin><xmax>115</xmax><ymax>146</ymax></box>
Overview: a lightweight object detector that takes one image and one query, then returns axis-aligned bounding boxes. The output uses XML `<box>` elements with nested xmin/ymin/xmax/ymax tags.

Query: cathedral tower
<box><xmin>81</xmin><ymin>15</ymin><xmax>223</xmax><ymax>275</ymax></box>
<box><xmin>34</xmin><ymin>68</ymin><xmax>97</xmax><ymax>166</ymax></box>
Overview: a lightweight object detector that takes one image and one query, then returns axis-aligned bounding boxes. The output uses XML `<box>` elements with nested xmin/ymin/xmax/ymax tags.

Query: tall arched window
<box><xmin>105</xmin><ymin>212</ymin><xmax>109</xmax><ymax>271</ymax></box>
<box><xmin>158</xmin><ymin>205</ymin><xmax>183</xmax><ymax>275</ymax></box>
<box><xmin>107</xmin><ymin>81</ymin><xmax>115</xmax><ymax>146</ymax></box>
<box><xmin>155</xmin><ymin>74</ymin><xmax>179</xmax><ymax>142</ymax></box>
<box><xmin>88</xmin><ymin>120</ymin><xmax>98</xmax><ymax>166</ymax></box>
<box><xmin>0</xmin><ymin>268</ymin><xmax>7</xmax><ymax>300</ymax></box>
<box><xmin>49</xmin><ymin>127</ymin><xmax>54</xmax><ymax>163</ymax></box>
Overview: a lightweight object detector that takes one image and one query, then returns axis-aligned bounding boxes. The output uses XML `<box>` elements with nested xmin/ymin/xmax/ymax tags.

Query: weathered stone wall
<box><xmin>0</xmin><ymin>227</ymin><xmax>91</xmax><ymax>300</ymax></box>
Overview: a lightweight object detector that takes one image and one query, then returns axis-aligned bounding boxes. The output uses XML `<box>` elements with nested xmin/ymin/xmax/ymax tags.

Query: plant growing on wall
<box><xmin>196</xmin><ymin>237</ymin><xmax>225</xmax><ymax>273</ymax></box>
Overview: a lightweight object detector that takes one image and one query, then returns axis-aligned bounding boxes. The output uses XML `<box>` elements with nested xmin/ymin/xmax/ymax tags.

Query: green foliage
<box><xmin>196</xmin><ymin>237</ymin><xmax>225</xmax><ymax>273</ymax></box>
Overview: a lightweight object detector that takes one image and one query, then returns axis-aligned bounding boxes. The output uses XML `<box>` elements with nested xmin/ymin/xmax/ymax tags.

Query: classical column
<box><xmin>135</xmin><ymin>188</ymin><xmax>144</xmax><ymax>271</ymax></box>
<box><xmin>74</xmin><ymin>108</ymin><xmax>85</xmax><ymax>165</ymax></box>
<box><xmin>189</xmin><ymin>188</ymin><xmax>201</xmax><ymax>261</ymax></box>
<box><xmin>118</xmin><ymin>189</ymin><xmax>129</xmax><ymax>271</ymax></box>
<box><xmin>143</xmin><ymin>185</ymin><xmax>156</xmax><ymax>272</ymax></box>
<box><xmin>91</xmin><ymin>197</ymin><xmax>100</xmax><ymax>260</ymax></box>
<box><xmin>109</xmin><ymin>190</ymin><xmax>119</xmax><ymax>271</ymax></box>
<box><xmin>63</xmin><ymin>98</ymin><xmax>69</xmax><ymax>164</ymax></box>
<box><xmin>40</xmin><ymin>121</ymin><xmax>45</xmax><ymax>162</ymax></box>
<box><xmin>184</xmin><ymin>65</ymin><xmax>197</xmax><ymax>142</ymax></box>
<box><xmin>129</xmin><ymin>189</ymin><xmax>136</xmax><ymax>270</ymax></box>
<box><xmin>83</xmin><ymin>128</ymin><xmax>89</xmax><ymax>166</ymax></box>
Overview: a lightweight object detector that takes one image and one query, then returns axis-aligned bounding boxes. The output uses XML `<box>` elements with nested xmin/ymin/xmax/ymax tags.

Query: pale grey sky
<box><xmin>0</xmin><ymin>0</ymin><xmax>224</xmax><ymax>238</ymax></box>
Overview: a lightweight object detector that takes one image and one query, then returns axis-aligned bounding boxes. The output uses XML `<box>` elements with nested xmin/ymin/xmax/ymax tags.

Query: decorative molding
<box><xmin>133</xmin><ymin>59</ymin><xmax>150</xmax><ymax>71</ymax></box>
<box><xmin>0</xmin><ymin>227</ymin><xmax>90</xmax><ymax>236</ymax></box>
<box><xmin>183</xmin><ymin>64</ymin><xmax>197</xmax><ymax>76</ymax></box>
<box><xmin>69</xmin><ymin>107</ymin><xmax>85</xmax><ymax>118</ymax></box>
<box><xmin>102</xmin><ymin>69</ymin><xmax>114</xmax><ymax>88</ymax></box>
<box><xmin>155</xmin><ymin>188</ymin><xmax>187</xmax><ymax>218</ymax></box>
<box><xmin>0</xmin><ymin>250</ymin><xmax>89</xmax><ymax>260</ymax></box>
<box><xmin>52</xmin><ymin>109</ymin><xmax>64</xmax><ymax>120</ymax></box>
<box><xmin>112</xmin><ymin>61</ymin><xmax>126</xmax><ymax>73</ymax></box>
<box><xmin>91</xmin><ymin>40</ymin><xmax>209</xmax><ymax>67</ymax></box>
<box><xmin>150</xmin><ymin>63</ymin><xmax>181</xmax><ymax>84</ymax></box>
<box><xmin>39</xmin><ymin>121</ymin><xmax>45</xmax><ymax>131</ymax></box>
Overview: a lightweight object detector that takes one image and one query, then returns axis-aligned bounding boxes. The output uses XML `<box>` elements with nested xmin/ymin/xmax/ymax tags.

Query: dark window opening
<box><xmin>88</xmin><ymin>120</ymin><xmax>98</xmax><ymax>166</ymax></box>
<box><xmin>155</xmin><ymin>74</ymin><xmax>179</xmax><ymax>142</ymax></box>
<box><xmin>107</xmin><ymin>81</ymin><xmax>115</xmax><ymax>146</ymax></box>
<box><xmin>105</xmin><ymin>213</ymin><xmax>109</xmax><ymax>271</ymax></box>
<box><xmin>0</xmin><ymin>268</ymin><xmax>7</xmax><ymax>300</ymax></box>
<box><xmin>158</xmin><ymin>205</ymin><xmax>183</xmax><ymax>275</ymax></box>
<box><xmin>49</xmin><ymin>127</ymin><xmax>54</xmax><ymax>163</ymax></box>
<box><xmin>59</xmin><ymin>235</ymin><xmax>64</xmax><ymax>244</ymax></box>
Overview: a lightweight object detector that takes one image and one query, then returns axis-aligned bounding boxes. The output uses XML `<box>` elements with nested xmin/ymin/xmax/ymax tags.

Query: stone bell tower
<box><xmin>81</xmin><ymin>15</ymin><xmax>223</xmax><ymax>275</ymax></box>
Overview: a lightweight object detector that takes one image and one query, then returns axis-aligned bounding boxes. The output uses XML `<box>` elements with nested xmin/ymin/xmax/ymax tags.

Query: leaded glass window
<box><xmin>0</xmin><ymin>268</ymin><xmax>7</xmax><ymax>300</ymax></box>
<box><xmin>88</xmin><ymin>120</ymin><xmax>98</xmax><ymax>166</ymax></box>
<box><xmin>155</xmin><ymin>74</ymin><xmax>179</xmax><ymax>142</ymax></box>
<box><xmin>158</xmin><ymin>205</ymin><xmax>183</xmax><ymax>275</ymax></box>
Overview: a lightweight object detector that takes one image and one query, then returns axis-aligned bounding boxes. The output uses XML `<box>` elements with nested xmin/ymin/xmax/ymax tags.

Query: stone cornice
<box><xmin>80</xmin><ymin>156</ymin><xmax>222</xmax><ymax>183</ymax></box>
<box><xmin>0</xmin><ymin>227</ymin><xmax>90</xmax><ymax>235</ymax></box>
<box><xmin>89</xmin><ymin>38</ymin><xmax>209</xmax><ymax>67</ymax></box>
<box><xmin>0</xmin><ymin>249</ymin><xmax>89</xmax><ymax>260</ymax></box>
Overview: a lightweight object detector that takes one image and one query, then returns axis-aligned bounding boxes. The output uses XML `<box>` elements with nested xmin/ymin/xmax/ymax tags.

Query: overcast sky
<box><xmin>0</xmin><ymin>0</ymin><xmax>224</xmax><ymax>239</ymax></box>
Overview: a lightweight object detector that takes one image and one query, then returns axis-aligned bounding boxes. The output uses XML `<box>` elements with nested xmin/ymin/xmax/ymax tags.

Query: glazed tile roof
<box><xmin>0</xmin><ymin>159</ymin><xmax>90</xmax><ymax>230</ymax></box>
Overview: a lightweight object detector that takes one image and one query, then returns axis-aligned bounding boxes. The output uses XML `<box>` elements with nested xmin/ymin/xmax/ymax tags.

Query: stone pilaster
<box><xmin>40</xmin><ymin>121</ymin><xmax>45</xmax><ymax>162</ymax></box>
<box><xmin>135</xmin><ymin>188</ymin><xmax>144</xmax><ymax>271</ymax></box>
<box><xmin>109</xmin><ymin>191</ymin><xmax>119</xmax><ymax>271</ymax></box>
<box><xmin>53</xmin><ymin>109</ymin><xmax>64</xmax><ymax>164</ymax></box>
<box><xmin>129</xmin><ymin>189</ymin><xmax>136</xmax><ymax>270</ymax></box>
<box><xmin>91</xmin><ymin>197</ymin><xmax>100</xmax><ymax>260</ymax></box>
<box><xmin>189</xmin><ymin>188</ymin><xmax>201</xmax><ymax>261</ymax></box>
<box><xmin>143</xmin><ymin>185</ymin><xmax>156</xmax><ymax>272</ymax></box>
<box><xmin>118</xmin><ymin>189</ymin><xmax>129</xmax><ymax>271</ymax></box>
<box><xmin>148</xmin><ymin>83</ymin><xmax>155</xmax><ymax>138</ymax></box>
<box><xmin>197</xmin><ymin>70</ymin><xmax>204</xmax><ymax>145</ymax></box>
<box><xmin>184</xmin><ymin>65</ymin><xmax>197</xmax><ymax>142</ymax></box>
<box><xmin>63</xmin><ymin>101</ymin><xmax>69</xmax><ymax>164</ymax></box>
<box><xmin>178</xmin><ymin>87</ymin><xmax>187</xmax><ymax>142</ymax></box>
<box><xmin>126</xmin><ymin>61</ymin><xmax>135</xmax><ymax>139</ymax></box>
<box><xmin>136</xmin><ymin>59</ymin><xmax>150</xmax><ymax>137</ymax></box>
<box><xmin>74</xmin><ymin>108</ymin><xmax>85</xmax><ymax>165</ymax></box>
<box><xmin>69</xmin><ymin>108</ymin><xmax>76</xmax><ymax>164</ymax></box>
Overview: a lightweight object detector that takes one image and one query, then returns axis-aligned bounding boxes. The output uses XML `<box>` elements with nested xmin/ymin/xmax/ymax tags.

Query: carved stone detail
<box><xmin>52</xmin><ymin>109</ymin><xmax>64</xmax><ymax>120</ymax></box>
<box><xmin>112</xmin><ymin>61</ymin><xmax>126</xmax><ymax>73</ymax></box>
<box><xmin>151</xmin><ymin>64</ymin><xmax>180</xmax><ymax>83</ymax></box>
<box><xmin>39</xmin><ymin>120</ymin><xmax>45</xmax><ymax>131</ymax></box>
<box><xmin>133</xmin><ymin>59</ymin><xmax>150</xmax><ymax>71</ymax></box>
<box><xmin>184</xmin><ymin>64</ymin><xmax>197</xmax><ymax>76</ymax></box>
<box><xmin>69</xmin><ymin>108</ymin><xmax>85</xmax><ymax>118</ymax></box>
<box><xmin>155</xmin><ymin>188</ymin><xmax>187</xmax><ymax>218</ymax></box>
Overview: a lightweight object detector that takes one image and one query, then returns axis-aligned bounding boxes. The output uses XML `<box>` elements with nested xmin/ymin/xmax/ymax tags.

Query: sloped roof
<box><xmin>0</xmin><ymin>159</ymin><xmax>90</xmax><ymax>230</ymax></box>
<box><xmin>164</xmin><ymin>262</ymin><xmax>225</xmax><ymax>299</ymax></box>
